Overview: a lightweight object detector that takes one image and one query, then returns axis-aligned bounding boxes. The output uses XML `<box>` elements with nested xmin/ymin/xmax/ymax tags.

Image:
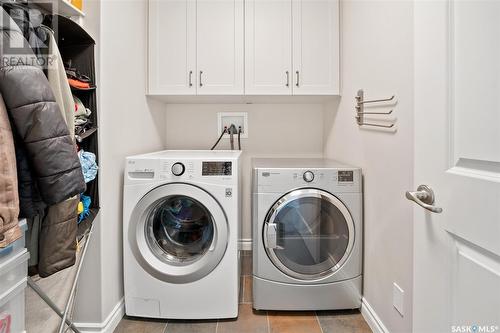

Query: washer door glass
<box><xmin>264</xmin><ymin>189</ymin><xmax>354</xmax><ymax>280</ymax></box>
<box><xmin>146</xmin><ymin>195</ymin><xmax>214</xmax><ymax>264</ymax></box>
<box><xmin>129</xmin><ymin>183</ymin><xmax>229</xmax><ymax>283</ymax></box>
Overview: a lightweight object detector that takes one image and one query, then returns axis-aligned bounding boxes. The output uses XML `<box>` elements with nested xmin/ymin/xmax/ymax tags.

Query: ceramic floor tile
<box><xmin>113</xmin><ymin>317</ymin><xmax>166</xmax><ymax>333</ymax></box>
<box><xmin>217</xmin><ymin>304</ymin><xmax>268</xmax><ymax>333</ymax></box>
<box><xmin>316</xmin><ymin>310</ymin><xmax>372</xmax><ymax>333</ymax></box>
<box><xmin>268</xmin><ymin>311</ymin><xmax>322</xmax><ymax>333</ymax></box>
<box><xmin>164</xmin><ymin>320</ymin><xmax>217</xmax><ymax>333</ymax></box>
<box><xmin>241</xmin><ymin>254</ymin><xmax>252</xmax><ymax>276</ymax></box>
<box><xmin>241</xmin><ymin>276</ymin><xmax>253</xmax><ymax>304</ymax></box>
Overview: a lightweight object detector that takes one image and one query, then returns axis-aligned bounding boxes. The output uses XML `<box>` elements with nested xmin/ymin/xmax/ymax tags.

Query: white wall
<box><xmin>73</xmin><ymin>1</ymin><xmax>415</xmax><ymax>331</ymax></box>
<box><xmin>323</xmin><ymin>1</ymin><xmax>414</xmax><ymax>332</ymax></box>
<box><xmin>75</xmin><ymin>0</ymin><xmax>167</xmax><ymax>325</ymax></box>
<box><xmin>73</xmin><ymin>0</ymin><xmax>104</xmax><ymax>324</ymax></box>
<box><xmin>165</xmin><ymin>103</ymin><xmax>324</xmax><ymax>241</ymax></box>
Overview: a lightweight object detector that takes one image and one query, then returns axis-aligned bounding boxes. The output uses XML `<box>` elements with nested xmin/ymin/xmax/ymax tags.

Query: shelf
<box><xmin>75</xmin><ymin>127</ymin><xmax>97</xmax><ymax>142</ymax></box>
<box><xmin>77</xmin><ymin>207</ymin><xmax>99</xmax><ymax>238</ymax></box>
<box><xmin>34</xmin><ymin>0</ymin><xmax>85</xmax><ymax>18</ymax></box>
<box><xmin>70</xmin><ymin>85</ymin><xmax>96</xmax><ymax>92</ymax></box>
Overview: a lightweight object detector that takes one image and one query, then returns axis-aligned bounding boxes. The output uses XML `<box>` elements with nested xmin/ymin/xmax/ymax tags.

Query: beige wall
<box><xmin>75</xmin><ymin>0</ymin><xmax>167</xmax><ymax>324</ymax></box>
<box><xmin>165</xmin><ymin>103</ymin><xmax>324</xmax><ymax>241</ymax></box>
<box><xmin>74</xmin><ymin>1</ymin><xmax>415</xmax><ymax>331</ymax></box>
<box><xmin>323</xmin><ymin>1</ymin><xmax>414</xmax><ymax>332</ymax></box>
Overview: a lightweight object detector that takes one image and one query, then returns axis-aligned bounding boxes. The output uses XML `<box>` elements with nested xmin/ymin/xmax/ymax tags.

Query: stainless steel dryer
<box><xmin>252</xmin><ymin>158</ymin><xmax>362</xmax><ymax>310</ymax></box>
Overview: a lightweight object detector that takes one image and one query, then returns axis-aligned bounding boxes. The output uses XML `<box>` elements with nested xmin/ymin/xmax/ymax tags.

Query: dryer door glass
<box><xmin>264</xmin><ymin>189</ymin><xmax>355</xmax><ymax>280</ymax></box>
<box><xmin>146</xmin><ymin>195</ymin><xmax>215</xmax><ymax>264</ymax></box>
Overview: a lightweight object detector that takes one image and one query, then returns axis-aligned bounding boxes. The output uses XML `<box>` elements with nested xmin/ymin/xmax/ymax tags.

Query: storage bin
<box><xmin>0</xmin><ymin>250</ymin><xmax>29</xmax><ymax>300</ymax></box>
<box><xmin>0</xmin><ymin>219</ymin><xmax>28</xmax><ymax>266</ymax></box>
<box><xmin>0</xmin><ymin>279</ymin><xmax>26</xmax><ymax>333</ymax></box>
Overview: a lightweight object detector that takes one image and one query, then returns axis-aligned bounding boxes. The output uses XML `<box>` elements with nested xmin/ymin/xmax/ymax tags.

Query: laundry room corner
<box><xmin>71</xmin><ymin>0</ymin><xmax>168</xmax><ymax>330</ymax></box>
<box><xmin>164</xmin><ymin>103</ymin><xmax>325</xmax><ymax>248</ymax></box>
<box><xmin>322</xmin><ymin>1</ymin><xmax>415</xmax><ymax>332</ymax></box>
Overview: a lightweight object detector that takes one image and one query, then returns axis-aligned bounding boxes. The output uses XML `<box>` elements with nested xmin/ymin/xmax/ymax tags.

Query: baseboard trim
<box><xmin>361</xmin><ymin>297</ymin><xmax>390</xmax><ymax>333</ymax></box>
<box><xmin>74</xmin><ymin>298</ymin><xmax>124</xmax><ymax>333</ymax></box>
<box><xmin>238</xmin><ymin>239</ymin><xmax>252</xmax><ymax>251</ymax></box>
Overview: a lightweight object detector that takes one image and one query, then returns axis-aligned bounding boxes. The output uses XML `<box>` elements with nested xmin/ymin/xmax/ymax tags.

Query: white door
<box><xmin>196</xmin><ymin>0</ymin><xmax>244</xmax><ymax>95</ymax></box>
<box><xmin>148</xmin><ymin>0</ymin><xmax>196</xmax><ymax>95</ymax></box>
<box><xmin>245</xmin><ymin>0</ymin><xmax>292</xmax><ymax>95</ymax></box>
<box><xmin>412</xmin><ymin>1</ymin><xmax>500</xmax><ymax>333</ymax></box>
<box><xmin>292</xmin><ymin>0</ymin><xmax>339</xmax><ymax>95</ymax></box>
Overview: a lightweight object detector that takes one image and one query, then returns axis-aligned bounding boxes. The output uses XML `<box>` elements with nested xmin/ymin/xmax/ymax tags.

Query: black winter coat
<box><xmin>0</xmin><ymin>8</ymin><xmax>85</xmax><ymax>213</ymax></box>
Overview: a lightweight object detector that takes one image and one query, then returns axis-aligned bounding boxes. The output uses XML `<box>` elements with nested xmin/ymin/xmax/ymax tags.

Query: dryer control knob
<box><xmin>171</xmin><ymin>162</ymin><xmax>185</xmax><ymax>176</ymax></box>
<box><xmin>303</xmin><ymin>171</ymin><xmax>315</xmax><ymax>183</ymax></box>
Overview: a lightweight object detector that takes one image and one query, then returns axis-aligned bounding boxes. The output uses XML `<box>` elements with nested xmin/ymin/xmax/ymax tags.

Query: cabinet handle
<box><xmin>285</xmin><ymin>71</ymin><xmax>290</xmax><ymax>87</ymax></box>
<box><xmin>296</xmin><ymin>71</ymin><xmax>300</xmax><ymax>87</ymax></box>
<box><xmin>199</xmin><ymin>71</ymin><xmax>203</xmax><ymax>87</ymax></box>
<box><xmin>189</xmin><ymin>70</ymin><xmax>193</xmax><ymax>87</ymax></box>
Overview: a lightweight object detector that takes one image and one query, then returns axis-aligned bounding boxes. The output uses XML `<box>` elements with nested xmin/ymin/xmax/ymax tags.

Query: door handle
<box><xmin>406</xmin><ymin>185</ymin><xmax>443</xmax><ymax>214</ymax></box>
<box><xmin>295</xmin><ymin>70</ymin><xmax>300</xmax><ymax>87</ymax></box>
<box><xmin>199</xmin><ymin>70</ymin><xmax>203</xmax><ymax>87</ymax></box>
<box><xmin>266</xmin><ymin>223</ymin><xmax>278</xmax><ymax>249</ymax></box>
<box><xmin>285</xmin><ymin>71</ymin><xmax>290</xmax><ymax>87</ymax></box>
<box><xmin>189</xmin><ymin>70</ymin><xmax>193</xmax><ymax>87</ymax></box>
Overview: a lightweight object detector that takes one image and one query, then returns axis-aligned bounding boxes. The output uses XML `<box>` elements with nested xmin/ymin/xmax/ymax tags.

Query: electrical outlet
<box><xmin>393</xmin><ymin>282</ymin><xmax>405</xmax><ymax>317</ymax></box>
<box><xmin>217</xmin><ymin>112</ymin><xmax>248</xmax><ymax>138</ymax></box>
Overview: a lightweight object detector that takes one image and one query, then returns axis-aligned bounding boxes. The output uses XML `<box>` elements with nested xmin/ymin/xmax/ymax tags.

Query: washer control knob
<box><xmin>303</xmin><ymin>171</ymin><xmax>315</xmax><ymax>183</ymax></box>
<box><xmin>171</xmin><ymin>162</ymin><xmax>185</xmax><ymax>176</ymax></box>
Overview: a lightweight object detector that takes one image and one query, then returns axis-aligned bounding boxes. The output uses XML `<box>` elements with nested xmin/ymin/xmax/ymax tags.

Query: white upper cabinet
<box><xmin>245</xmin><ymin>0</ymin><xmax>339</xmax><ymax>96</ymax></box>
<box><xmin>292</xmin><ymin>0</ymin><xmax>339</xmax><ymax>95</ymax></box>
<box><xmin>245</xmin><ymin>0</ymin><xmax>292</xmax><ymax>95</ymax></box>
<box><xmin>148</xmin><ymin>0</ymin><xmax>243</xmax><ymax>95</ymax></box>
<box><xmin>148</xmin><ymin>0</ymin><xmax>196</xmax><ymax>95</ymax></box>
<box><xmin>149</xmin><ymin>0</ymin><xmax>339</xmax><ymax>97</ymax></box>
<box><xmin>197</xmin><ymin>0</ymin><xmax>244</xmax><ymax>95</ymax></box>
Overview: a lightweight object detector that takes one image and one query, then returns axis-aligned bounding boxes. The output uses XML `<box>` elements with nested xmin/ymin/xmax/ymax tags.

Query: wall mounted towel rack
<box><xmin>355</xmin><ymin>89</ymin><xmax>396</xmax><ymax>128</ymax></box>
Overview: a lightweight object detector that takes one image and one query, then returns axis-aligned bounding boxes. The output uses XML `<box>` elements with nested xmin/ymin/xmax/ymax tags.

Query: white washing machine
<box><xmin>252</xmin><ymin>158</ymin><xmax>362</xmax><ymax>310</ymax></box>
<box><xmin>123</xmin><ymin>150</ymin><xmax>241</xmax><ymax>319</ymax></box>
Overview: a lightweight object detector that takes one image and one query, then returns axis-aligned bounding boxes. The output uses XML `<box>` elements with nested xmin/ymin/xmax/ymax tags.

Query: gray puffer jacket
<box><xmin>0</xmin><ymin>8</ymin><xmax>86</xmax><ymax>206</ymax></box>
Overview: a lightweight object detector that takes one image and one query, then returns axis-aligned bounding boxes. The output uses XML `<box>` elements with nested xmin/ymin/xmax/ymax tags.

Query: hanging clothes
<box><xmin>41</xmin><ymin>25</ymin><xmax>76</xmax><ymax>140</ymax></box>
<box><xmin>0</xmin><ymin>7</ymin><xmax>86</xmax><ymax>205</ymax></box>
<box><xmin>0</xmin><ymin>7</ymin><xmax>86</xmax><ymax>276</ymax></box>
<box><xmin>38</xmin><ymin>197</ymin><xmax>79</xmax><ymax>277</ymax></box>
<box><xmin>0</xmin><ymin>95</ymin><xmax>21</xmax><ymax>248</ymax></box>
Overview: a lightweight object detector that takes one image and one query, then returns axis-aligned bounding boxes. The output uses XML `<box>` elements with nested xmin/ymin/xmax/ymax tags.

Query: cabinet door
<box><xmin>196</xmin><ymin>0</ymin><xmax>244</xmax><ymax>95</ymax></box>
<box><xmin>148</xmin><ymin>0</ymin><xmax>196</xmax><ymax>95</ymax></box>
<box><xmin>245</xmin><ymin>0</ymin><xmax>292</xmax><ymax>95</ymax></box>
<box><xmin>292</xmin><ymin>0</ymin><xmax>339</xmax><ymax>95</ymax></box>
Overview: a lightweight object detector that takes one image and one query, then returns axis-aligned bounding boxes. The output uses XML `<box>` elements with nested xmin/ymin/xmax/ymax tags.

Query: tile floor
<box><xmin>115</xmin><ymin>251</ymin><xmax>372</xmax><ymax>333</ymax></box>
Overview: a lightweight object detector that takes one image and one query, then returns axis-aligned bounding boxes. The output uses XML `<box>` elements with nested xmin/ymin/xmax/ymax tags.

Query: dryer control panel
<box><xmin>255</xmin><ymin>168</ymin><xmax>361</xmax><ymax>194</ymax></box>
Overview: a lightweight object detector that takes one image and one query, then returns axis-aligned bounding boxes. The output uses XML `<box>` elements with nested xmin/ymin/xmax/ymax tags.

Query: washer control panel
<box><xmin>126</xmin><ymin>154</ymin><xmax>239</xmax><ymax>186</ymax></box>
<box><xmin>202</xmin><ymin>161</ymin><xmax>232</xmax><ymax>176</ymax></box>
<box><xmin>171</xmin><ymin>162</ymin><xmax>185</xmax><ymax>176</ymax></box>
